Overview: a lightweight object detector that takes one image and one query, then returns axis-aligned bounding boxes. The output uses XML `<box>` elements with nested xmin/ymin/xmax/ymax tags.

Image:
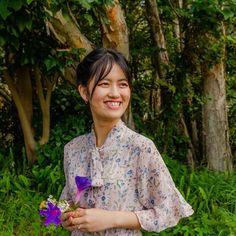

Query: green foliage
<box><xmin>0</xmin><ymin>189</ymin><xmax>69</xmax><ymax>235</ymax></box>
<box><xmin>227</xmin><ymin>76</ymin><xmax>236</xmax><ymax>158</ymax></box>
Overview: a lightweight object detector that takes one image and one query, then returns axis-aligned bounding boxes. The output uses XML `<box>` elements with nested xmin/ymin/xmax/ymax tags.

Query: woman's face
<box><xmin>80</xmin><ymin>63</ymin><xmax>131</xmax><ymax>124</ymax></box>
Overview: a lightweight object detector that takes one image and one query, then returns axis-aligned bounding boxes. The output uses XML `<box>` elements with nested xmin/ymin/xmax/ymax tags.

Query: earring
<box><xmin>85</xmin><ymin>100</ymin><xmax>88</xmax><ymax>104</ymax></box>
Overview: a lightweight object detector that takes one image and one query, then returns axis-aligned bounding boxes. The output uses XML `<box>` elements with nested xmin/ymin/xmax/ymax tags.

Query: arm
<box><xmin>134</xmin><ymin>140</ymin><xmax>193</xmax><ymax>232</ymax></box>
<box><xmin>61</xmin><ymin>208</ymin><xmax>141</xmax><ymax>232</ymax></box>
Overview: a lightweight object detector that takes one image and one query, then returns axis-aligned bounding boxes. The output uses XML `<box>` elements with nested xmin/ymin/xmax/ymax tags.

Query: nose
<box><xmin>108</xmin><ymin>84</ymin><xmax>120</xmax><ymax>98</ymax></box>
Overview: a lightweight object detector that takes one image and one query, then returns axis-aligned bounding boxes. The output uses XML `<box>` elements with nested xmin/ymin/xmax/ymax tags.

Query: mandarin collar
<box><xmin>88</xmin><ymin>119</ymin><xmax>126</xmax><ymax>150</ymax></box>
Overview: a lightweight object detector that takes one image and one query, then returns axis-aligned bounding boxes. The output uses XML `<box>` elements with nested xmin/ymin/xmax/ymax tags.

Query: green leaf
<box><xmin>84</xmin><ymin>13</ymin><xmax>94</xmax><ymax>26</ymax></box>
<box><xmin>18</xmin><ymin>175</ymin><xmax>30</xmax><ymax>187</ymax></box>
<box><xmin>26</xmin><ymin>0</ymin><xmax>34</xmax><ymax>5</ymax></box>
<box><xmin>222</xmin><ymin>8</ymin><xmax>234</xmax><ymax>20</ymax></box>
<box><xmin>0</xmin><ymin>36</ymin><xmax>6</xmax><ymax>46</ymax></box>
<box><xmin>199</xmin><ymin>186</ymin><xmax>208</xmax><ymax>201</ymax></box>
<box><xmin>44</xmin><ymin>57</ymin><xmax>58</xmax><ymax>71</ymax></box>
<box><xmin>16</xmin><ymin>11</ymin><xmax>32</xmax><ymax>32</ymax></box>
<box><xmin>9</xmin><ymin>25</ymin><xmax>19</xmax><ymax>37</ymax></box>
<box><xmin>0</xmin><ymin>0</ymin><xmax>11</xmax><ymax>20</ymax></box>
<box><xmin>77</xmin><ymin>0</ymin><xmax>92</xmax><ymax>9</ymax></box>
<box><xmin>8</xmin><ymin>0</ymin><xmax>24</xmax><ymax>11</ymax></box>
<box><xmin>0</xmin><ymin>0</ymin><xmax>25</xmax><ymax>20</ymax></box>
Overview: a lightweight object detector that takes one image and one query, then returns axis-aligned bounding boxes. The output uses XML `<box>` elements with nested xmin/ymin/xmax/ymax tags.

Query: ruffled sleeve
<box><xmin>60</xmin><ymin>144</ymin><xmax>72</xmax><ymax>201</ymax></box>
<box><xmin>134</xmin><ymin>140</ymin><xmax>193</xmax><ymax>232</ymax></box>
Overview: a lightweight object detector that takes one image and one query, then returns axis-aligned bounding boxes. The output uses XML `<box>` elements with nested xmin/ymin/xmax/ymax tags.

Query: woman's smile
<box><xmin>104</xmin><ymin>101</ymin><xmax>122</xmax><ymax>110</ymax></box>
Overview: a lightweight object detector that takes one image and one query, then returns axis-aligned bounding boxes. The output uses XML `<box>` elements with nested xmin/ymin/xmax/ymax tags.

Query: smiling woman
<box><xmin>60</xmin><ymin>48</ymin><xmax>194</xmax><ymax>236</ymax></box>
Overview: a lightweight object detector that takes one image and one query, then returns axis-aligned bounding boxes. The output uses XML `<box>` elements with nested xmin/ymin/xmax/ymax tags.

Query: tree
<box><xmin>182</xmin><ymin>0</ymin><xmax>234</xmax><ymax>171</ymax></box>
<box><xmin>201</xmin><ymin>26</ymin><xmax>232</xmax><ymax>171</ymax></box>
<box><xmin>0</xmin><ymin>0</ymin><xmax>234</xmax><ymax>171</ymax></box>
<box><xmin>0</xmin><ymin>0</ymin><xmax>134</xmax><ymax>162</ymax></box>
<box><xmin>145</xmin><ymin>0</ymin><xmax>197</xmax><ymax>167</ymax></box>
<box><xmin>0</xmin><ymin>1</ymin><xmax>74</xmax><ymax>162</ymax></box>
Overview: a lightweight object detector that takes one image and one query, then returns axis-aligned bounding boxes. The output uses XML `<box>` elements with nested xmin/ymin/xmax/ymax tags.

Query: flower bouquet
<box><xmin>39</xmin><ymin>176</ymin><xmax>91</xmax><ymax>227</ymax></box>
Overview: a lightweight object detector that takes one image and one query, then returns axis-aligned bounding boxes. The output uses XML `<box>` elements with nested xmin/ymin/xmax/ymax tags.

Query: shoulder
<box><xmin>124</xmin><ymin>128</ymin><xmax>165</xmax><ymax>171</ymax></box>
<box><xmin>64</xmin><ymin>133</ymin><xmax>89</xmax><ymax>153</ymax></box>
<box><xmin>124</xmin><ymin>126</ymin><xmax>157</xmax><ymax>154</ymax></box>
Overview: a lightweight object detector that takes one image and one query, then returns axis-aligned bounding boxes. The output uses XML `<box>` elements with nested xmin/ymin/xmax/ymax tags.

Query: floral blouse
<box><xmin>60</xmin><ymin>120</ymin><xmax>194</xmax><ymax>236</ymax></box>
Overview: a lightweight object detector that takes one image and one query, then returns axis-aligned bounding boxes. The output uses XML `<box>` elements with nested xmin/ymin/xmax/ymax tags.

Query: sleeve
<box><xmin>134</xmin><ymin>140</ymin><xmax>194</xmax><ymax>233</ymax></box>
<box><xmin>60</xmin><ymin>144</ymin><xmax>72</xmax><ymax>202</ymax></box>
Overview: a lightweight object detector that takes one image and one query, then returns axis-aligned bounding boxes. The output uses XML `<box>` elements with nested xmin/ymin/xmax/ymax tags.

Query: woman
<box><xmin>60</xmin><ymin>48</ymin><xmax>193</xmax><ymax>236</ymax></box>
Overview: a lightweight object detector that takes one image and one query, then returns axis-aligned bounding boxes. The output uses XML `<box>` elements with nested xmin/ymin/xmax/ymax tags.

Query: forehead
<box><xmin>90</xmin><ymin>63</ymin><xmax>127</xmax><ymax>83</ymax></box>
<box><xmin>103</xmin><ymin>63</ymin><xmax>127</xmax><ymax>78</ymax></box>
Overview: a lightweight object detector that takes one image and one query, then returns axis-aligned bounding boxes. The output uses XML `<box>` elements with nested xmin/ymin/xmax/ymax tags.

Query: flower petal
<box><xmin>75</xmin><ymin>176</ymin><xmax>91</xmax><ymax>203</ymax></box>
<box><xmin>40</xmin><ymin>202</ymin><xmax>61</xmax><ymax>226</ymax></box>
<box><xmin>75</xmin><ymin>176</ymin><xmax>92</xmax><ymax>192</ymax></box>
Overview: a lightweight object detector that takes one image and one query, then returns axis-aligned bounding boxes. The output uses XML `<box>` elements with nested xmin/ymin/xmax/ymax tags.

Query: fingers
<box><xmin>62</xmin><ymin>217</ymin><xmax>86</xmax><ymax>232</ymax></box>
<box><xmin>61</xmin><ymin>208</ymin><xmax>86</xmax><ymax>231</ymax></box>
<box><xmin>69</xmin><ymin>215</ymin><xmax>84</xmax><ymax>226</ymax></box>
<box><xmin>61</xmin><ymin>208</ymin><xmax>84</xmax><ymax>221</ymax></box>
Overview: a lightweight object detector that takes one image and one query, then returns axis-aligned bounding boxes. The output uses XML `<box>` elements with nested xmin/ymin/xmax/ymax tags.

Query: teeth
<box><xmin>107</xmin><ymin>102</ymin><xmax>120</xmax><ymax>107</ymax></box>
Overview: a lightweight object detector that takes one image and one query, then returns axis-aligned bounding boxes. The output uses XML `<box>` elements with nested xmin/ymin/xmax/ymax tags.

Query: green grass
<box><xmin>0</xmin><ymin>190</ymin><xmax>69</xmax><ymax>236</ymax></box>
<box><xmin>1</xmin><ymin>154</ymin><xmax>236</xmax><ymax>235</ymax></box>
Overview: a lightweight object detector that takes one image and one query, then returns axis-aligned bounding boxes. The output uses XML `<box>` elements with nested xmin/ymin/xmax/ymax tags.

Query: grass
<box><xmin>0</xmin><ymin>155</ymin><xmax>236</xmax><ymax>235</ymax></box>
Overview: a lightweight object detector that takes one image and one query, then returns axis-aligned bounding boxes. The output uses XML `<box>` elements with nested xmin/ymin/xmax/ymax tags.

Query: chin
<box><xmin>101</xmin><ymin>113</ymin><xmax>124</xmax><ymax>122</ymax></box>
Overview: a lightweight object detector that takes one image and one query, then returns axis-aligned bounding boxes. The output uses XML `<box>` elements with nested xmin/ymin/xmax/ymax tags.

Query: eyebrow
<box><xmin>100</xmin><ymin>78</ymin><xmax>128</xmax><ymax>82</ymax></box>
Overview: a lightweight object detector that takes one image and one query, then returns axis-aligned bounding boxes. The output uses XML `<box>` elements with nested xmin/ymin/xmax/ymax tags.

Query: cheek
<box><xmin>124</xmin><ymin>90</ymin><xmax>131</xmax><ymax>101</ymax></box>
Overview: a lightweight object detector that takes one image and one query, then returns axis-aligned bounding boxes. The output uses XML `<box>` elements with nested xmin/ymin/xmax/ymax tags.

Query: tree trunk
<box><xmin>46</xmin><ymin>10</ymin><xmax>94</xmax><ymax>53</ymax></box>
<box><xmin>16</xmin><ymin>67</ymin><xmax>33</xmax><ymax>125</ymax></box>
<box><xmin>149</xmin><ymin>71</ymin><xmax>161</xmax><ymax>115</ymax></box>
<box><xmin>35</xmin><ymin>68</ymin><xmax>57</xmax><ymax>145</ymax></box>
<box><xmin>102</xmin><ymin>0</ymin><xmax>129</xmax><ymax>60</ymax></box>
<box><xmin>172</xmin><ymin>0</ymin><xmax>183</xmax><ymax>53</ymax></box>
<box><xmin>3</xmin><ymin>69</ymin><xmax>37</xmax><ymax>163</ymax></box>
<box><xmin>146</xmin><ymin>0</ymin><xmax>198</xmax><ymax>167</ymax></box>
<box><xmin>145</xmin><ymin>0</ymin><xmax>169</xmax><ymax>80</ymax></box>
<box><xmin>179</xmin><ymin>113</ymin><xmax>196</xmax><ymax>168</ymax></box>
<box><xmin>201</xmin><ymin>61</ymin><xmax>232</xmax><ymax>171</ymax></box>
<box><xmin>145</xmin><ymin>0</ymin><xmax>169</xmax><ymax>114</ymax></box>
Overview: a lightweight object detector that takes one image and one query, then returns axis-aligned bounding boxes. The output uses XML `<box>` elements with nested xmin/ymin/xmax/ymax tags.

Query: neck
<box><xmin>93</xmin><ymin>119</ymin><xmax>120</xmax><ymax>147</ymax></box>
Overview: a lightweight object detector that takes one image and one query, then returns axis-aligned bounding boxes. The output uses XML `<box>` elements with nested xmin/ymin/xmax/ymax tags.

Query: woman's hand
<box><xmin>61</xmin><ymin>208</ymin><xmax>141</xmax><ymax>233</ymax></box>
<box><xmin>61</xmin><ymin>208</ymin><xmax>115</xmax><ymax>232</ymax></box>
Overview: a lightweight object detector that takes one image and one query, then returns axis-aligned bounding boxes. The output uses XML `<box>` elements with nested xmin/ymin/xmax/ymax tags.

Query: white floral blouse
<box><xmin>60</xmin><ymin>120</ymin><xmax>194</xmax><ymax>236</ymax></box>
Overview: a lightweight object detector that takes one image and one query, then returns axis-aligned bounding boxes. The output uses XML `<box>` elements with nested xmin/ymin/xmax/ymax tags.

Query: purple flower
<box><xmin>75</xmin><ymin>176</ymin><xmax>92</xmax><ymax>203</ymax></box>
<box><xmin>39</xmin><ymin>202</ymin><xmax>61</xmax><ymax>226</ymax></box>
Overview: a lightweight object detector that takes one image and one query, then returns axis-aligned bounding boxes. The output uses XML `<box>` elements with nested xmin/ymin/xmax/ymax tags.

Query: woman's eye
<box><xmin>120</xmin><ymin>82</ymin><xmax>129</xmax><ymax>88</ymax></box>
<box><xmin>98</xmin><ymin>82</ymin><xmax>109</xmax><ymax>87</ymax></box>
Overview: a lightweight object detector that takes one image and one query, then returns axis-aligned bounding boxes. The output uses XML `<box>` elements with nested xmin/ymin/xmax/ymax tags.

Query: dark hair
<box><xmin>76</xmin><ymin>48</ymin><xmax>131</xmax><ymax>97</ymax></box>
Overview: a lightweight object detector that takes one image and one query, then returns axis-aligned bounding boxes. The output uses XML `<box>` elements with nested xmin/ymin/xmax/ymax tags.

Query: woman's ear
<box><xmin>78</xmin><ymin>85</ymin><xmax>88</xmax><ymax>103</ymax></box>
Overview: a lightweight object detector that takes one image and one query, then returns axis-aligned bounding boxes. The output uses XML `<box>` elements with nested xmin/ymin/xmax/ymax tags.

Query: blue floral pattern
<box><xmin>60</xmin><ymin>120</ymin><xmax>193</xmax><ymax>236</ymax></box>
